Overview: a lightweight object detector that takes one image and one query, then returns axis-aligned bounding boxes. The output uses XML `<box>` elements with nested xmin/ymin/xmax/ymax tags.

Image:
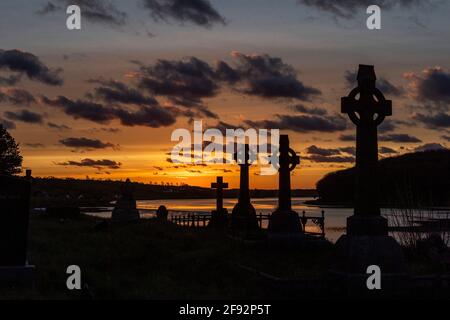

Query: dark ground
<box><xmin>0</xmin><ymin>215</ymin><xmax>448</xmax><ymax>299</ymax></box>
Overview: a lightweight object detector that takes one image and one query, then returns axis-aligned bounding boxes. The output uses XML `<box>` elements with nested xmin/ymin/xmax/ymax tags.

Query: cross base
<box><xmin>330</xmin><ymin>234</ymin><xmax>408</xmax><ymax>295</ymax></box>
<box><xmin>347</xmin><ymin>215</ymin><xmax>387</xmax><ymax>236</ymax></box>
<box><xmin>268</xmin><ymin>209</ymin><xmax>302</xmax><ymax>234</ymax></box>
<box><xmin>230</xmin><ymin>202</ymin><xmax>259</xmax><ymax>232</ymax></box>
<box><xmin>208</xmin><ymin>208</ymin><xmax>228</xmax><ymax>228</ymax></box>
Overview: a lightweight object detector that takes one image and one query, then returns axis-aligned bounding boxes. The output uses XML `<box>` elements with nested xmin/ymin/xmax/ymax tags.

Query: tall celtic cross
<box><xmin>211</xmin><ymin>176</ymin><xmax>228</xmax><ymax>212</ymax></box>
<box><xmin>341</xmin><ymin>65</ymin><xmax>392</xmax><ymax>229</ymax></box>
<box><xmin>277</xmin><ymin>135</ymin><xmax>300</xmax><ymax>212</ymax></box>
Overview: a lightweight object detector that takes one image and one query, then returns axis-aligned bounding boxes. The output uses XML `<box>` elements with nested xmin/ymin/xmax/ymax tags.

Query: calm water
<box><xmin>84</xmin><ymin>197</ymin><xmax>450</xmax><ymax>243</ymax></box>
<box><xmin>85</xmin><ymin>197</ymin><xmax>351</xmax><ymax>242</ymax></box>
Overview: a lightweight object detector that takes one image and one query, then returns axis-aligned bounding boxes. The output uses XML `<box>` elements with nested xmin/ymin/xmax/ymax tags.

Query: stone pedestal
<box><xmin>269</xmin><ymin>210</ymin><xmax>302</xmax><ymax>234</ymax></box>
<box><xmin>208</xmin><ymin>208</ymin><xmax>228</xmax><ymax>228</ymax></box>
<box><xmin>111</xmin><ymin>179</ymin><xmax>140</xmax><ymax>223</ymax></box>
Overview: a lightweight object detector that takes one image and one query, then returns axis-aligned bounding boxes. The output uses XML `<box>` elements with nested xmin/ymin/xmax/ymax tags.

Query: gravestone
<box><xmin>268</xmin><ymin>135</ymin><xmax>302</xmax><ymax>234</ymax></box>
<box><xmin>156</xmin><ymin>205</ymin><xmax>168</xmax><ymax>222</ymax></box>
<box><xmin>331</xmin><ymin>65</ymin><xmax>407</xmax><ymax>291</ymax></box>
<box><xmin>208</xmin><ymin>176</ymin><xmax>229</xmax><ymax>228</ymax></box>
<box><xmin>0</xmin><ymin>173</ymin><xmax>34</xmax><ymax>285</ymax></box>
<box><xmin>230</xmin><ymin>144</ymin><xmax>259</xmax><ymax>232</ymax></box>
<box><xmin>111</xmin><ymin>178</ymin><xmax>140</xmax><ymax>223</ymax></box>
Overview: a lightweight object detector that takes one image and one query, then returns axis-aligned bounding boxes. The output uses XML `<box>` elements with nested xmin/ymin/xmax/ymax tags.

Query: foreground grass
<box><xmin>0</xmin><ymin>215</ymin><xmax>333</xmax><ymax>299</ymax></box>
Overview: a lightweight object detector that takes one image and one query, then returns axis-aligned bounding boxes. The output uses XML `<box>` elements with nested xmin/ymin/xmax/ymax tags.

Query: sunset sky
<box><xmin>1</xmin><ymin>0</ymin><xmax>449</xmax><ymax>189</ymax></box>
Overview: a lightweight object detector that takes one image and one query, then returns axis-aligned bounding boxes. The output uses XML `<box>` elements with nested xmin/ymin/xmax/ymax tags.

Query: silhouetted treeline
<box><xmin>316</xmin><ymin>150</ymin><xmax>450</xmax><ymax>207</ymax></box>
<box><xmin>30</xmin><ymin>177</ymin><xmax>317</xmax><ymax>207</ymax></box>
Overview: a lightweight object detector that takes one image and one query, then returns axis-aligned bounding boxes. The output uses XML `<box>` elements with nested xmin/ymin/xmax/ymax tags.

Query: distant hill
<box><xmin>30</xmin><ymin>177</ymin><xmax>317</xmax><ymax>207</ymax></box>
<box><xmin>316</xmin><ymin>150</ymin><xmax>450</xmax><ymax>207</ymax></box>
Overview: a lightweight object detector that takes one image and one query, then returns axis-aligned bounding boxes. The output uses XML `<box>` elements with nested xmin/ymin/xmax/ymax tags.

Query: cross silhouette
<box><xmin>341</xmin><ymin>64</ymin><xmax>393</xmax><ymax>220</ymax></box>
<box><xmin>211</xmin><ymin>176</ymin><xmax>228</xmax><ymax>212</ymax></box>
<box><xmin>278</xmin><ymin>135</ymin><xmax>300</xmax><ymax>212</ymax></box>
<box><xmin>341</xmin><ymin>65</ymin><xmax>392</xmax><ymax>127</ymax></box>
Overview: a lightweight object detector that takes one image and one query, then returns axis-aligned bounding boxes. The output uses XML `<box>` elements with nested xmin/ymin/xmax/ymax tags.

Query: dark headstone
<box><xmin>0</xmin><ymin>174</ymin><xmax>34</xmax><ymax>285</ymax></box>
<box><xmin>230</xmin><ymin>144</ymin><xmax>259</xmax><ymax>232</ymax></box>
<box><xmin>208</xmin><ymin>177</ymin><xmax>228</xmax><ymax>228</ymax></box>
<box><xmin>156</xmin><ymin>205</ymin><xmax>168</xmax><ymax>222</ymax></box>
<box><xmin>268</xmin><ymin>135</ymin><xmax>302</xmax><ymax>234</ymax></box>
<box><xmin>331</xmin><ymin>65</ymin><xmax>407</xmax><ymax>290</ymax></box>
<box><xmin>111</xmin><ymin>179</ymin><xmax>140</xmax><ymax>223</ymax></box>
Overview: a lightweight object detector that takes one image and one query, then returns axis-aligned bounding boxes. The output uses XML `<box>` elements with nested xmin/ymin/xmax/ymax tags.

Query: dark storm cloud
<box><xmin>290</xmin><ymin>104</ymin><xmax>327</xmax><ymax>116</ymax></box>
<box><xmin>298</xmin><ymin>0</ymin><xmax>428</xmax><ymax>19</ymax></box>
<box><xmin>59</xmin><ymin>137</ymin><xmax>115</xmax><ymax>150</ymax></box>
<box><xmin>379</xmin><ymin>146</ymin><xmax>398</xmax><ymax>154</ymax></box>
<box><xmin>47</xmin><ymin>122</ymin><xmax>71</xmax><ymax>130</ymax></box>
<box><xmin>0</xmin><ymin>49</ymin><xmax>63</xmax><ymax>86</ymax></box>
<box><xmin>379</xmin><ymin>133</ymin><xmax>422</xmax><ymax>143</ymax></box>
<box><xmin>231</xmin><ymin>52</ymin><xmax>321</xmax><ymax>101</ymax></box>
<box><xmin>405</xmin><ymin>67</ymin><xmax>450</xmax><ymax>106</ymax></box>
<box><xmin>412</xmin><ymin>112</ymin><xmax>450</xmax><ymax>129</ymax></box>
<box><xmin>245</xmin><ymin>113</ymin><xmax>346</xmax><ymax>133</ymax></box>
<box><xmin>0</xmin><ymin>117</ymin><xmax>16</xmax><ymax>130</ymax></box>
<box><xmin>142</xmin><ymin>0</ymin><xmax>226</xmax><ymax>27</ymax></box>
<box><xmin>137</xmin><ymin>57</ymin><xmax>220</xmax><ymax>118</ymax></box>
<box><xmin>0</xmin><ymin>88</ymin><xmax>36</xmax><ymax>106</ymax></box>
<box><xmin>41</xmin><ymin>95</ymin><xmax>177</xmax><ymax>128</ymax></box>
<box><xmin>339</xmin><ymin>146</ymin><xmax>356</xmax><ymax>155</ymax></box>
<box><xmin>306</xmin><ymin>145</ymin><xmax>341</xmax><ymax>156</ymax></box>
<box><xmin>24</xmin><ymin>143</ymin><xmax>45</xmax><ymax>148</ymax></box>
<box><xmin>0</xmin><ymin>74</ymin><xmax>21</xmax><ymax>86</ymax></box>
<box><xmin>38</xmin><ymin>0</ymin><xmax>127</xmax><ymax>26</ymax></box>
<box><xmin>114</xmin><ymin>105</ymin><xmax>177</xmax><ymax>127</ymax></box>
<box><xmin>41</xmin><ymin>96</ymin><xmax>117</xmax><ymax>123</ymax></box>
<box><xmin>57</xmin><ymin>158</ymin><xmax>122</xmax><ymax>169</ymax></box>
<box><xmin>89</xmin><ymin>79</ymin><xmax>159</xmax><ymax>106</ymax></box>
<box><xmin>4</xmin><ymin>109</ymin><xmax>43</xmax><ymax>124</ymax></box>
<box><xmin>135</xmin><ymin>52</ymin><xmax>319</xmax><ymax>120</ymax></box>
<box><xmin>414</xmin><ymin>143</ymin><xmax>447</xmax><ymax>152</ymax></box>
<box><xmin>378</xmin><ymin>119</ymin><xmax>397</xmax><ymax>133</ymax></box>
<box><xmin>339</xmin><ymin>134</ymin><xmax>356</xmax><ymax>142</ymax></box>
<box><xmin>344</xmin><ymin>70</ymin><xmax>404</xmax><ymax>96</ymax></box>
<box><xmin>138</xmin><ymin>57</ymin><xmax>218</xmax><ymax>101</ymax></box>
<box><xmin>304</xmin><ymin>154</ymin><xmax>355</xmax><ymax>163</ymax></box>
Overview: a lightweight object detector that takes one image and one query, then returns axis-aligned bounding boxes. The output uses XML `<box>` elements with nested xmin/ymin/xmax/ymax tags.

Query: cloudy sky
<box><xmin>1</xmin><ymin>0</ymin><xmax>449</xmax><ymax>189</ymax></box>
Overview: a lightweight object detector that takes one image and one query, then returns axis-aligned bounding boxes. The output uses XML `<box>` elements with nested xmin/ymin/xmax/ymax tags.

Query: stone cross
<box><xmin>268</xmin><ymin>135</ymin><xmax>302</xmax><ymax>234</ymax></box>
<box><xmin>211</xmin><ymin>176</ymin><xmax>228</xmax><ymax>212</ymax></box>
<box><xmin>277</xmin><ymin>135</ymin><xmax>300</xmax><ymax>212</ymax></box>
<box><xmin>234</xmin><ymin>144</ymin><xmax>253</xmax><ymax>206</ymax></box>
<box><xmin>231</xmin><ymin>144</ymin><xmax>258</xmax><ymax>231</ymax></box>
<box><xmin>341</xmin><ymin>64</ymin><xmax>392</xmax><ymax>235</ymax></box>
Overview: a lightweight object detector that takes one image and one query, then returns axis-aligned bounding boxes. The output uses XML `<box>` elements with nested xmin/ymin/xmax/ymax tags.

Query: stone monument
<box><xmin>331</xmin><ymin>65</ymin><xmax>407</xmax><ymax>290</ymax></box>
<box><xmin>111</xmin><ymin>178</ymin><xmax>140</xmax><ymax>223</ymax></box>
<box><xmin>230</xmin><ymin>144</ymin><xmax>259</xmax><ymax>232</ymax></box>
<box><xmin>268</xmin><ymin>135</ymin><xmax>302</xmax><ymax>234</ymax></box>
<box><xmin>208</xmin><ymin>176</ymin><xmax>228</xmax><ymax>228</ymax></box>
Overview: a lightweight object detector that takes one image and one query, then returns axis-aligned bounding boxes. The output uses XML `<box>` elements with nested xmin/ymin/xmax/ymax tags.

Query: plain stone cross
<box><xmin>278</xmin><ymin>135</ymin><xmax>300</xmax><ymax>212</ymax></box>
<box><xmin>234</xmin><ymin>144</ymin><xmax>253</xmax><ymax>206</ymax></box>
<box><xmin>211</xmin><ymin>176</ymin><xmax>228</xmax><ymax>212</ymax></box>
<box><xmin>341</xmin><ymin>65</ymin><xmax>392</xmax><ymax>233</ymax></box>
